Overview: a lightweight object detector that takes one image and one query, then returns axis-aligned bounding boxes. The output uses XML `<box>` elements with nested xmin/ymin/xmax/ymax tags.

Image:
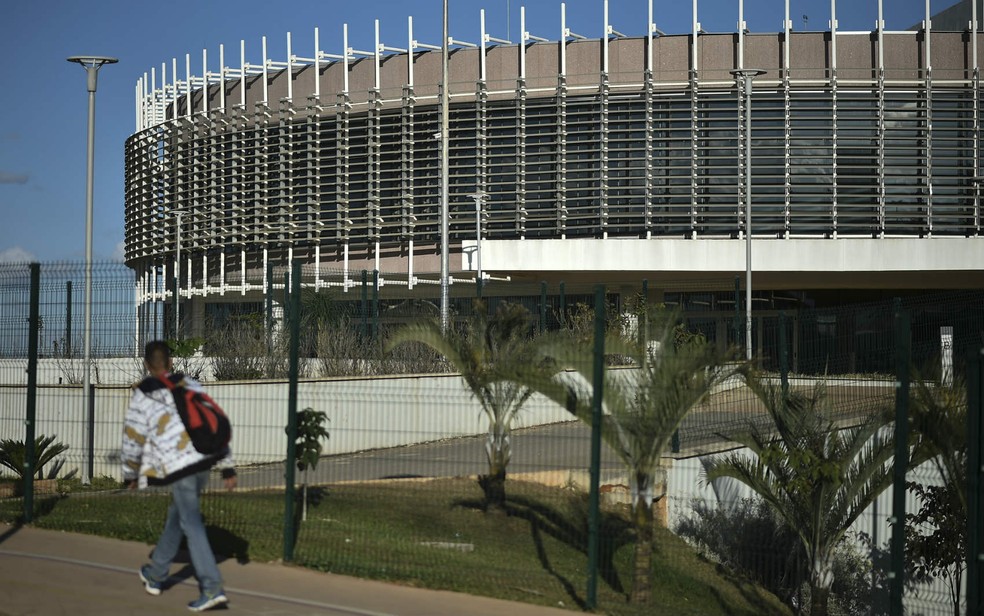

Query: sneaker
<box><xmin>188</xmin><ymin>591</ymin><xmax>228</xmax><ymax>612</ymax></box>
<box><xmin>139</xmin><ymin>565</ymin><xmax>164</xmax><ymax>596</ymax></box>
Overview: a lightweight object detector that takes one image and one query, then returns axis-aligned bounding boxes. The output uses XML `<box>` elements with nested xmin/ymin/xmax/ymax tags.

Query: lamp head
<box><xmin>67</xmin><ymin>56</ymin><xmax>119</xmax><ymax>67</ymax></box>
<box><xmin>730</xmin><ymin>69</ymin><xmax>767</xmax><ymax>78</ymax></box>
<box><xmin>67</xmin><ymin>56</ymin><xmax>118</xmax><ymax>92</ymax></box>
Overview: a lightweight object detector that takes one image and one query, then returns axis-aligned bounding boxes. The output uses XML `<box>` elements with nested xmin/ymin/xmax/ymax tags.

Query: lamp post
<box><xmin>730</xmin><ymin>68</ymin><xmax>765</xmax><ymax>361</ymax></box>
<box><xmin>67</xmin><ymin>55</ymin><xmax>117</xmax><ymax>485</ymax></box>
<box><xmin>467</xmin><ymin>192</ymin><xmax>487</xmax><ymax>292</ymax></box>
<box><xmin>439</xmin><ymin>0</ymin><xmax>450</xmax><ymax>331</ymax></box>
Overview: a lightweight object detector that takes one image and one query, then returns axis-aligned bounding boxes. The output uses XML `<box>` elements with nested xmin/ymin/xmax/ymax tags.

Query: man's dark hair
<box><xmin>144</xmin><ymin>340</ymin><xmax>172</xmax><ymax>370</ymax></box>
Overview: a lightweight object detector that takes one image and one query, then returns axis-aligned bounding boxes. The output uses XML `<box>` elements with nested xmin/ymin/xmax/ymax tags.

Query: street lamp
<box><xmin>730</xmin><ymin>68</ymin><xmax>765</xmax><ymax>362</ymax></box>
<box><xmin>439</xmin><ymin>0</ymin><xmax>450</xmax><ymax>331</ymax></box>
<box><xmin>67</xmin><ymin>55</ymin><xmax>117</xmax><ymax>484</ymax></box>
<box><xmin>467</xmin><ymin>192</ymin><xmax>487</xmax><ymax>295</ymax></box>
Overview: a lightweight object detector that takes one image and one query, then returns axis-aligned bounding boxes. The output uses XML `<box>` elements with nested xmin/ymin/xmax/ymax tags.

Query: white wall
<box><xmin>0</xmin><ymin>373</ymin><xmax>574</xmax><ymax>479</ymax></box>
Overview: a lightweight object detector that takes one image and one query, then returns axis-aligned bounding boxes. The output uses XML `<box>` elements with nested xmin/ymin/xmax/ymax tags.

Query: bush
<box><xmin>675</xmin><ymin>496</ymin><xmax>873</xmax><ymax>614</ymax></box>
<box><xmin>0</xmin><ymin>435</ymin><xmax>75</xmax><ymax>481</ymax></box>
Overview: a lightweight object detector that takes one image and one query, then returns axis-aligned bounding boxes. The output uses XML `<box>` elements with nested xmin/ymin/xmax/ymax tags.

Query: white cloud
<box><xmin>0</xmin><ymin>246</ymin><xmax>36</xmax><ymax>263</ymax></box>
<box><xmin>111</xmin><ymin>241</ymin><xmax>125</xmax><ymax>262</ymax></box>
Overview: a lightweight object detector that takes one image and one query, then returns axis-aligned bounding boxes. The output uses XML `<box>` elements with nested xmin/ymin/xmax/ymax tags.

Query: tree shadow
<box><xmin>5</xmin><ymin>495</ymin><xmax>64</xmax><ymax>526</ymax></box>
<box><xmin>454</xmin><ymin>491</ymin><xmax>634</xmax><ymax>607</ymax></box>
<box><xmin>0</xmin><ymin>523</ymin><xmax>21</xmax><ymax>545</ymax></box>
<box><xmin>707</xmin><ymin>564</ymin><xmax>792</xmax><ymax>616</ymax></box>
<box><xmin>286</xmin><ymin>485</ymin><xmax>331</xmax><ymax>554</ymax></box>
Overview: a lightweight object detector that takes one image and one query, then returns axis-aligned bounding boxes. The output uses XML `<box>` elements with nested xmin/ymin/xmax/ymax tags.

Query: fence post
<box><xmin>170</xmin><ymin>275</ymin><xmax>179</xmax><ymax>339</ymax></box>
<box><xmin>265</xmin><ymin>261</ymin><xmax>274</xmax><ymax>352</ymax></box>
<box><xmin>967</xmin><ymin>346</ymin><xmax>984</xmax><ymax>616</ymax></box>
<box><xmin>888</xmin><ymin>304</ymin><xmax>911</xmax><ymax>616</ymax></box>
<box><xmin>360</xmin><ymin>270</ymin><xmax>368</xmax><ymax>339</ymax></box>
<box><xmin>558</xmin><ymin>281</ymin><xmax>565</xmax><ymax>327</ymax></box>
<box><xmin>24</xmin><ymin>263</ymin><xmax>40</xmax><ymax>522</ymax></box>
<box><xmin>779</xmin><ymin>310</ymin><xmax>789</xmax><ymax>396</ymax></box>
<box><xmin>372</xmin><ymin>270</ymin><xmax>379</xmax><ymax>343</ymax></box>
<box><xmin>540</xmin><ymin>281</ymin><xmax>548</xmax><ymax>334</ymax></box>
<box><xmin>283</xmin><ymin>261</ymin><xmax>302</xmax><ymax>562</ymax></box>
<box><xmin>586</xmin><ymin>284</ymin><xmax>606</xmax><ymax>610</ymax></box>
<box><xmin>65</xmin><ymin>281</ymin><xmax>72</xmax><ymax>357</ymax></box>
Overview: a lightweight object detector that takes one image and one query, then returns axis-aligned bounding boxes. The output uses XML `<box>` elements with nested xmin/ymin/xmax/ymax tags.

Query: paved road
<box><xmin>230</xmin><ymin>380</ymin><xmax>892</xmax><ymax>491</ymax></box>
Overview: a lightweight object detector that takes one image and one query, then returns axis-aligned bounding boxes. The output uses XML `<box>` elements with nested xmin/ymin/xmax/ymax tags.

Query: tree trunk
<box><xmin>808</xmin><ymin>553</ymin><xmax>834</xmax><ymax>616</ymax></box>
<box><xmin>480</xmin><ymin>423</ymin><xmax>510</xmax><ymax>514</ymax></box>
<box><xmin>302</xmin><ymin>469</ymin><xmax>309</xmax><ymax>522</ymax></box>
<box><xmin>809</xmin><ymin>583</ymin><xmax>830</xmax><ymax>616</ymax></box>
<box><xmin>478</xmin><ymin>468</ymin><xmax>506</xmax><ymax>514</ymax></box>
<box><xmin>629</xmin><ymin>472</ymin><xmax>654</xmax><ymax>604</ymax></box>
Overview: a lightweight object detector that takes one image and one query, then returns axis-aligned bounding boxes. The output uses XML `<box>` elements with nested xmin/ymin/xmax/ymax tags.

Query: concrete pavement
<box><xmin>0</xmin><ymin>524</ymin><xmax>578</xmax><ymax>616</ymax></box>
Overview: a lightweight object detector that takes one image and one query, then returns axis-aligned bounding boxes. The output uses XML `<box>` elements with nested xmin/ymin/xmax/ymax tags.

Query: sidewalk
<box><xmin>0</xmin><ymin>524</ymin><xmax>579</xmax><ymax>616</ymax></box>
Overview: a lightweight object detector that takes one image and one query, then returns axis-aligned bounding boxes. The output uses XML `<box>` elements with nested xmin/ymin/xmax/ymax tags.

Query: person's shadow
<box><xmin>150</xmin><ymin>526</ymin><xmax>250</xmax><ymax>592</ymax></box>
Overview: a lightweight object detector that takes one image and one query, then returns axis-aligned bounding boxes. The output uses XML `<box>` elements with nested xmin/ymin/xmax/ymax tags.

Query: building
<box><xmin>124</xmin><ymin>0</ymin><xmax>984</xmax><ymax>348</ymax></box>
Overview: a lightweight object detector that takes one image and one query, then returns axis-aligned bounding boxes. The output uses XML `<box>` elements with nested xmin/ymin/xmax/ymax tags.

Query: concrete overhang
<box><xmin>466</xmin><ymin>237</ymin><xmax>984</xmax><ymax>289</ymax></box>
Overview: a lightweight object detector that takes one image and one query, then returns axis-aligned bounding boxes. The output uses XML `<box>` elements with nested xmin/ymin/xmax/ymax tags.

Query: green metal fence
<box><xmin>0</xmin><ymin>259</ymin><xmax>980</xmax><ymax>616</ymax></box>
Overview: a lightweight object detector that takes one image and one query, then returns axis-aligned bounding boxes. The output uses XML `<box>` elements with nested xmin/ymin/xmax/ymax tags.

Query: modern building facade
<box><xmin>124</xmin><ymin>0</ymin><xmax>984</xmax><ymax>333</ymax></box>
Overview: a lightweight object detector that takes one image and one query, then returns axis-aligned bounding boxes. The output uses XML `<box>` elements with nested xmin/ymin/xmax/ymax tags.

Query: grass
<box><xmin>0</xmin><ymin>477</ymin><xmax>790</xmax><ymax>616</ymax></box>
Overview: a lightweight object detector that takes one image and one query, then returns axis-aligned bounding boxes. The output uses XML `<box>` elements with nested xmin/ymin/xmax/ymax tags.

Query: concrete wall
<box><xmin>0</xmin><ymin>373</ymin><xmax>573</xmax><ymax>479</ymax></box>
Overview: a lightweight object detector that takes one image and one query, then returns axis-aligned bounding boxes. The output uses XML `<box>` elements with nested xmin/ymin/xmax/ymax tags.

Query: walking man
<box><xmin>122</xmin><ymin>340</ymin><xmax>237</xmax><ymax>611</ymax></box>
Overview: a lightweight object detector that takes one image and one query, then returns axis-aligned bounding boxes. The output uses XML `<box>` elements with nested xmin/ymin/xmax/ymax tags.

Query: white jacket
<box><xmin>122</xmin><ymin>374</ymin><xmax>234</xmax><ymax>488</ymax></box>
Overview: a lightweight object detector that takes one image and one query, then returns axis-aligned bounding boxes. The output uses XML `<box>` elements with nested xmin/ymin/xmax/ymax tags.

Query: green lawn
<box><xmin>0</xmin><ymin>477</ymin><xmax>789</xmax><ymax>616</ymax></box>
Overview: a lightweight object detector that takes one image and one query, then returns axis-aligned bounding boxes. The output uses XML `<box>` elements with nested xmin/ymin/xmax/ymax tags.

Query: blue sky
<box><xmin>0</xmin><ymin>0</ymin><xmax>931</xmax><ymax>263</ymax></box>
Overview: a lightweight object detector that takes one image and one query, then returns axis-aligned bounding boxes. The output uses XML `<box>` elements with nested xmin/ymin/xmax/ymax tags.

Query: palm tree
<box><xmin>531</xmin><ymin>313</ymin><xmax>743</xmax><ymax>604</ymax></box>
<box><xmin>386</xmin><ymin>300</ymin><xmax>544</xmax><ymax>514</ymax></box>
<box><xmin>909</xmin><ymin>376</ymin><xmax>966</xmax><ymax>512</ymax></box>
<box><xmin>703</xmin><ymin>376</ymin><xmax>903</xmax><ymax>616</ymax></box>
<box><xmin>907</xmin><ymin>376</ymin><xmax>967</xmax><ymax>616</ymax></box>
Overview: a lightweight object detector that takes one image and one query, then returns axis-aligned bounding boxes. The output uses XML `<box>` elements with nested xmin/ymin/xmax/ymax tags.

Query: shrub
<box><xmin>0</xmin><ymin>435</ymin><xmax>75</xmax><ymax>481</ymax></box>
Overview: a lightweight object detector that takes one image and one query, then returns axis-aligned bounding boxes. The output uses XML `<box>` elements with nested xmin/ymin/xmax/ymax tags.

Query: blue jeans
<box><xmin>146</xmin><ymin>471</ymin><xmax>222</xmax><ymax>594</ymax></box>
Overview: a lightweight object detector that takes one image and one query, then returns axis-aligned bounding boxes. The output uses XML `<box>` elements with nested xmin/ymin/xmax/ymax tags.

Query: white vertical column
<box><xmin>784</xmin><ymin>0</ymin><xmax>791</xmax><ymax>78</ymax></box>
<box><xmin>374</xmin><ymin>20</ymin><xmax>381</xmax><ymax>91</ymax></box>
<box><xmin>314</xmin><ymin>27</ymin><xmax>321</xmax><ymax>98</ymax></box>
<box><xmin>240</xmin><ymin>40</ymin><xmax>247</xmax><ymax>108</ymax></box>
<box><xmin>481</xmin><ymin>9</ymin><xmax>488</xmax><ymax>82</ymax></box>
<box><xmin>287</xmin><ymin>32</ymin><xmax>294</xmax><ymax>102</ymax></box>
<box><xmin>603</xmin><ymin>0</ymin><xmax>609</xmax><ymax>74</ymax></box>
<box><xmin>877</xmin><ymin>0</ymin><xmax>884</xmax><ymax>69</ymax></box>
<box><xmin>738</xmin><ymin>0</ymin><xmax>745</xmax><ymax>69</ymax></box>
<box><xmin>202</xmin><ymin>48</ymin><xmax>209</xmax><ymax>115</ymax></box>
<box><xmin>408</xmin><ymin>17</ymin><xmax>415</xmax><ymax>86</ymax></box>
<box><xmin>646</xmin><ymin>0</ymin><xmax>653</xmax><ymax>74</ymax></box>
<box><xmin>240</xmin><ymin>248</ymin><xmax>246</xmax><ymax>295</ymax></box>
<box><xmin>520</xmin><ymin>6</ymin><xmax>527</xmax><ymax>78</ymax></box>
<box><xmin>185</xmin><ymin>54</ymin><xmax>192</xmax><ymax>117</ymax></box>
<box><xmin>172</xmin><ymin>58</ymin><xmax>179</xmax><ymax>118</ymax></box>
<box><xmin>262</xmin><ymin>36</ymin><xmax>269</xmax><ymax>104</ymax></box>
<box><xmin>343</xmin><ymin>24</ymin><xmax>350</xmax><ymax>93</ymax></box>
<box><xmin>219</xmin><ymin>44</ymin><xmax>226</xmax><ymax>111</ymax></box>
<box><xmin>692</xmin><ymin>0</ymin><xmax>699</xmax><ymax>76</ymax></box>
<box><xmin>561</xmin><ymin>3</ymin><xmax>567</xmax><ymax>76</ymax></box>
<box><xmin>151</xmin><ymin>67</ymin><xmax>157</xmax><ymax>125</ymax></box>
